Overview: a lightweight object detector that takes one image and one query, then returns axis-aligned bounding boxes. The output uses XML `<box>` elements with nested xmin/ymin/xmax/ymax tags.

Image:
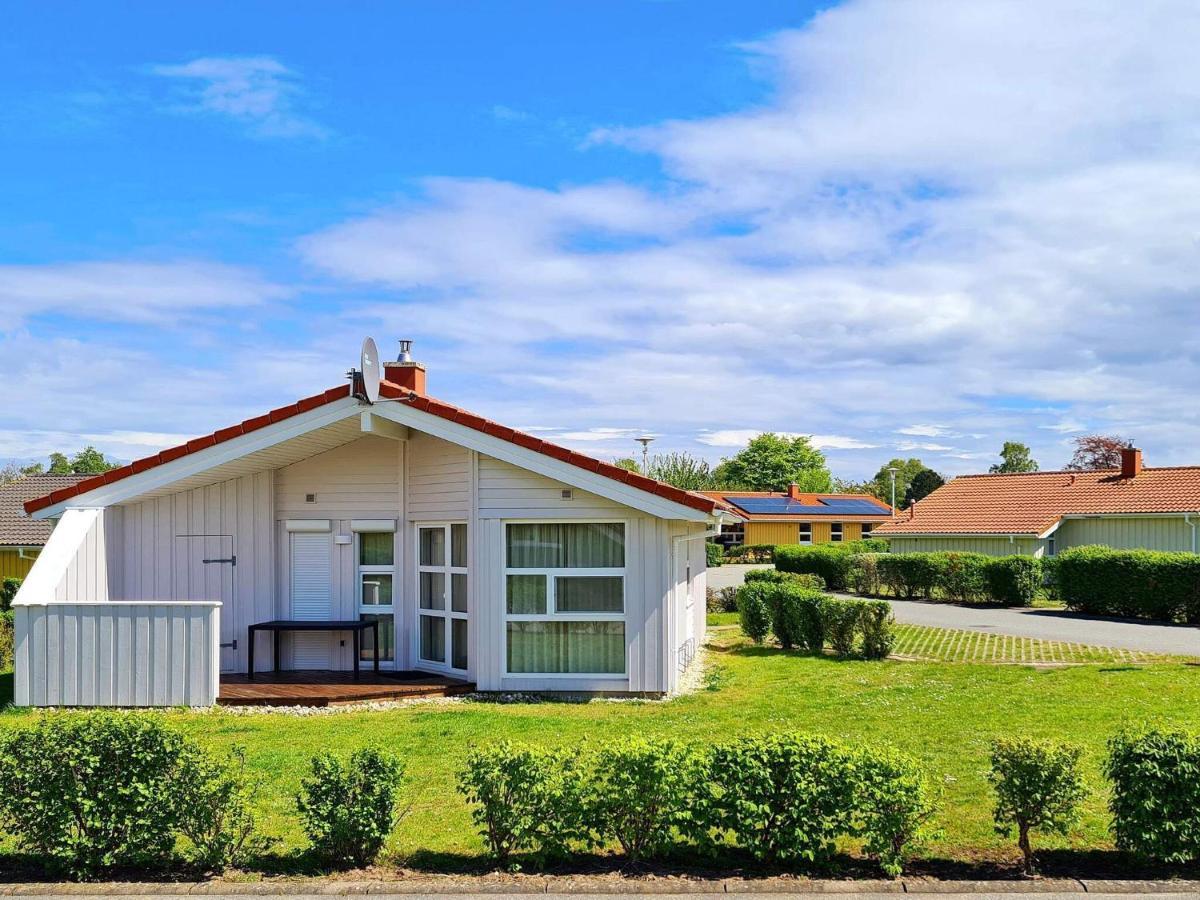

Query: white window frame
<box><xmin>502</xmin><ymin>519</ymin><xmax>628</xmax><ymax>679</ymax></box>
<box><xmin>830</xmin><ymin>522</ymin><xmax>844</xmax><ymax>542</ymax></box>
<box><xmin>414</xmin><ymin>522</ymin><xmax>469</xmax><ymax>674</ymax></box>
<box><xmin>798</xmin><ymin>522</ymin><xmax>813</xmax><ymax>545</ymax></box>
<box><xmin>356</xmin><ymin>525</ymin><xmax>396</xmax><ymax>669</ymax></box>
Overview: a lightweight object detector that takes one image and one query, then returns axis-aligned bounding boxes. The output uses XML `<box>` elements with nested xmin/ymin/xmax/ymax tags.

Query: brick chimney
<box><xmin>382</xmin><ymin>339</ymin><xmax>426</xmax><ymax>395</ymax></box>
<box><xmin>1120</xmin><ymin>445</ymin><xmax>1143</xmax><ymax>479</ymax></box>
<box><xmin>787</xmin><ymin>483</ymin><xmax>802</xmax><ymax>501</ymax></box>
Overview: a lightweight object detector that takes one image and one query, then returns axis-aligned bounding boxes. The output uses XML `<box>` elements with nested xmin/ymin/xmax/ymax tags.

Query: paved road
<box><xmin>708</xmin><ymin>564</ymin><xmax>1200</xmax><ymax>655</ymax></box>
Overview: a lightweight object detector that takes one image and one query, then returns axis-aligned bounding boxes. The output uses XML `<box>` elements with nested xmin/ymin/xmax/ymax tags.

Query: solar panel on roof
<box><xmin>726</xmin><ymin>496</ymin><xmax>886</xmax><ymax>516</ymax></box>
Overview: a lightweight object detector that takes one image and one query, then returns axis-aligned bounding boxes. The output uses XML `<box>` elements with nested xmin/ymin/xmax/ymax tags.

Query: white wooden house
<box><xmin>14</xmin><ymin>347</ymin><xmax>731</xmax><ymax>706</ymax></box>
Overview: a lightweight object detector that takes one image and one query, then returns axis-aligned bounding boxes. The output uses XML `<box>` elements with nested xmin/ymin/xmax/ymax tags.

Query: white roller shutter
<box><xmin>290</xmin><ymin>531</ymin><xmax>332</xmax><ymax>668</ymax></box>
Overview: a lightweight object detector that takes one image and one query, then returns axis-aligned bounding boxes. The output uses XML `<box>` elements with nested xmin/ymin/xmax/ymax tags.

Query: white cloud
<box><xmin>810</xmin><ymin>434</ymin><xmax>878</xmax><ymax>450</ymax></box>
<box><xmin>1040</xmin><ymin>421</ymin><xmax>1087</xmax><ymax>434</ymax></box>
<box><xmin>897</xmin><ymin>441</ymin><xmax>956</xmax><ymax>452</ymax></box>
<box><xmin>697</xmin><ymin>430</ymin><xmax>805</xmax><ymax>448</ymax></box>
<box><xmin>898</xmin><ymin>425</ymin><xmax>950</xmax><ymax>437</ymax></box>
<box><xmin>151</xmin><ymin>56</ymin><xmax>326</xmax><ymax>139</ymax></box>
<box><xmin>0</xmin><ymin>260</ymin><xmax>288</xmax><ymax>326</ymax></box>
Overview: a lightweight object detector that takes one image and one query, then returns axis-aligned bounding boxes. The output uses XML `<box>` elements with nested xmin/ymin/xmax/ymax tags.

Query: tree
<box><xmin>990</xmin><ymin>441</ymin><xmax>1039</xmax><ymax>474</ymax></box>
<box><xmin>612</xmin><ymin>457</ymin><xmax>641</xmax><ymax>474</ymax></box>
<box><xmin>904</xmin><ymin>468</ymin><xmax>945</xmax><ymax>505</ymax></box>
<box><xmin>645</xmin><ymin>452</ymin><xmax>716</xmax><ymax>491</ymax></box>
<box><xmin>70</xmin><ymin>446</ymin><xmax>116</xmax><ymax>475</ymax></box>
<box><xmin>868</xmin><ymin>458</ymin><xmax>926</xmax><ymax>507</ymax></box>
<box><xmin>712</xmin><ymin>433</ymin><xmax>832</xmax><ymax>492</ymax></box>
<box><xmin>46</xmin><ymin>452</ymin><xmax>72</xmax><ymax>475</ymax></box>
<box><xmin>6</xmin><ymin>447</ymin><xmax>119</xmax><ymax>480</ymax></box>
<box><xmin>1065</xmin><ymin>435</ymin><xmax>1128</xmax><ymax>471</ymax></box>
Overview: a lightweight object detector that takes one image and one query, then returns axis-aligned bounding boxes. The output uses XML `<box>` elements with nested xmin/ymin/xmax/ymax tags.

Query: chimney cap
<box><xmin>396</xmin><ymin>339</ymin><xmax>414</xmax><ymax>363</ymax></box>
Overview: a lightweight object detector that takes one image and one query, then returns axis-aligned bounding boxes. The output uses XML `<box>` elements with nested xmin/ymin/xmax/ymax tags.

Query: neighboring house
<box><xmin>0</xmin><ymin>475</ymin><xmax>87</xmax><ymax>579</ymax></box>
<box><xmin>873</xmin><ymin>447</ymin><xmax>1200</xmax><ymax>557</ymax></box>
<box><xmin>702</xmin><ymin>486</ymin><xmax>893</xmax><ymax>548</ymax></box>
<box><xmin>14</xmin><ymin>347</ymin><xmax>734</xmax><ymax>707</ymax></box>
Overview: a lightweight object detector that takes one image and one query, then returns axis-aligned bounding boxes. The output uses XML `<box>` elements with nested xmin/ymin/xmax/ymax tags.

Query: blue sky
<box><xmin>3</xmin><ymin>0</ymin><xmax>1199</xmax><ymax>481</ymax></box>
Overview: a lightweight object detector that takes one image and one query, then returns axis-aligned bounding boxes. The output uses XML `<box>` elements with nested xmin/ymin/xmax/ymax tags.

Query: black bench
<box><xmin>247</xmin><ymin>620</ymin><xmax>381</xmax><ymax>680</ymax></box>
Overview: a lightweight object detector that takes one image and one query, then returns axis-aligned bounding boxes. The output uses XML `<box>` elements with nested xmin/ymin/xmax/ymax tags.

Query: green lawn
<box><xmin>2</xmin><ymin>629</ymin><xmax>1199</xmax><ymax>872</ymax></box>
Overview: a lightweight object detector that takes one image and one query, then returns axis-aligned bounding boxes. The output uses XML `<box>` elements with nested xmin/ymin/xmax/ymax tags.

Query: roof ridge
<box><xmin>954</xmin><ymin>465</ymin><xmax>1200</xmax><ymax>479</ymax></box>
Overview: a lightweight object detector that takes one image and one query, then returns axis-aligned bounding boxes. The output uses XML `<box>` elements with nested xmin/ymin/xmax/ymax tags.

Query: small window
<box><xmin>1047</xmin><ymin>537</ymin><xmax>1056</xmax><ymax>557</ymax></box>
<box><xmin>861</xmin><ymin>523</ymin><xmax>873</xmax><ymax>536</ymax></box>
<box><xmin>830</xmin><ymin>523</ymin><xmax>843</xmax><ymax>542</ymax></box>
<box><xmin>798</xmin><ymin>523</ymin><xmax>812</xmax><ymax>544</ymax></box>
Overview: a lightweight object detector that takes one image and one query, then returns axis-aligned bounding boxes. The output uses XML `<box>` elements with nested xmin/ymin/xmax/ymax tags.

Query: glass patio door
<box><xmin>416</xmin><ymin>523</ymin><xmax>469</xmax><ymax>672</ymax></box>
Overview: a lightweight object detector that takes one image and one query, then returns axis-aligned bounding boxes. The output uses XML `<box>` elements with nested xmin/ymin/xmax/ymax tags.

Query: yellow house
<box><xmin>0</xmin><ymin>475</ymin><xmax>86</xmax><ymax>580</ymax></box>
<box><xmin>702</xmin><ymin>486</ymin><xmax>894</xmax><ymax>548</ymax></box>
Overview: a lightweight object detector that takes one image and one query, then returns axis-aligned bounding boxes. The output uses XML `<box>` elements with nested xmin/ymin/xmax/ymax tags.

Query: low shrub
<box><xmin>706</xmin><ymin>585</ymin><xmax>740</xmax><ymax>613</ymax></box>
<box><xmin>0</xmin><ymin>713</ymin><xmax>199</xmax><ymax>877</ymax></box>
<box><xmin>934</xmin><ymin>552</ymin><xmax>989</xmax><ymax>604</ymax></box>
<box><xmin>985</xmin><ymin>556</ymin><xmax>1042</xmax><ymax>607</ymax></box>
<box><xmin>1106</xmin><ymin>726</ymin><xmax>1200</xmax><ymax>863</ymax></box>
<box><xmin>696</xmin><ymin>733</ymin><xmax>858</xmax><ymax>866</ymax></box>
<box><xmin>823</xmin><ymin>597</ymin><xmax>863</xmax><ymax>656</ymax></box>
<box><xmin>859</xmin><ymin>600</ymin><xmax>896</xmax><ymax>660</ymax></box>
<box><xmin>297</xmin><ymin>748</ymin><xmax>406</xmax><ymax>868</ymax></box>
<box><xmin>724</xmin><ymin>544</ymin><xmax>776</xmax><ymax>564</ymax></box>
<box><xmin>705</xmin><ymin>542</ymin><xmax>724</xmax><ymax>567</ymax></box>
<box><xmin>744</xmin><ymin>568</ymin><xmax>826</xmax><ymax>591</ymax></box>
<box><xmin>736</xmin><ymin>583</ymin><xmax>772</xmax><ymax>644</ymax></box>
<box><xmin>846</xmin><ymin>538</ymin><xmax>889</xmax><ymax>554</ymax></box>
<box><xmin>458</xmin><ymin>741</ymin><xmax>590</xmax><ymax>867</ymax></box>
<box><xmin>1055</xmin><ymin>545</ymin><xmax>1200</xmax><ymax>622</ymax></box>
<box><xmin>877</xmin><ymin>553</ymin><xmax>943</xmax><ymax>599</ymax></box>
<box><xmin>854</xmin><ymin>746</ymin><xmax>939</xmax><ymax>877</ymax></box>
<box><xmin>988</xmin><ymin>737</ymin><xmax>1085</xmax><ymax>875</ymax></box>
<box><xmin>849</xmin><ymin>553</ymin><xmax>883</xmax><ymax>596</ymax></box>
<box><xmin>0</xmin><ymin>609</ymin><xmax>12</xmax><ymax>670</ymax></box>
<box><xmin>775</xmin><ymin>545</ymin><xmax>856</xmax><ymax>591</ymax></box>
<box><xmin>176</xmin><ymin>745</ymin><xmax>272</xmax><ymax>872</ymax></box>
<box><xmin>0</xmin><ymin>576</ymin><xmax>20</xmax><ymax>610</ymax></box>
<box><xmin>588</xmin><ymin>738</ymin><xmax>701</xmax><ymax>863</ymax></box>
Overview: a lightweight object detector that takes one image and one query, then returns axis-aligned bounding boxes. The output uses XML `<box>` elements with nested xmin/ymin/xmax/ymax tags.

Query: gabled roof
<box><xmin>1</xmin><ymin>475</ymin><xmax>88</xmax><ymax>545</ymax></box>
<box><xmin>873</xmin><ymin>467</ymin><xmax>1200</xmax><ymax>536</ymax></box>
<box><xmin>700</xmin><ymin>490</ymin><xmax>893</xmax><ymax>522</ymax></box>
<box><xmin>25</xmin><ymin>381</ymin><xmax>721</xmax><ymax>518</ymax></box>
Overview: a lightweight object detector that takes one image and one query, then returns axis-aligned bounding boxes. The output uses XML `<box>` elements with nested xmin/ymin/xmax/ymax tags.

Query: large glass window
<box><xmin>357</xmin><ymin>529</ymin><xmax>395</xmax><ymax>665</ymax></box>
<box><xmin>504</xmin><ymin>522</ymin><xmax>626</xmax><ymax>676</ymax></box>
<box><xmin>830</xmin><ymin>523</ymin><xmax>843</xmax><ymax>542</ymax></box>
<box><xmin>417</xmin><ymin>524</ymin><xmax>468</xmax><ymax>671</ymax></box>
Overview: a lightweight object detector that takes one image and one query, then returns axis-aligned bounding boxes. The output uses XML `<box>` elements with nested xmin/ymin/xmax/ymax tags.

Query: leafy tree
<box><xmin>646</xmin><ymin>452</ymin><xmax>716</xmax><ymax>491</ymax></box>
<box><xmin>904</xmin><ymin>468</ymin><xmax>945</xmax><ymax>506</ymax></box>
<box><xmin>70</xmin><ymin>446</ymin><xmax>116</xmax><ymax>475</ymax></box>
<box><xmin>832</xmin><ymin>477</ymin><xmax>875</xmax><ymax>495</ymax></box>
<box><xmin>46</xmin><ymin>452</ymin><xmax>72</xmax><ymax>475</ymax></box>
<box><xmin>10</xmin><ymin>447</ymin><xmax>119</xmax><ymax>479</ymax></box>
<box><xmin>1065</xmin><ymin>435</ymin><xmax>1128</xmax><ymax>471</ymax></box>
<box><xmin>612</xmin><ymin>457</ymin><xmax>641</xmax><ymax>474</ymax></box>
<box><xmin>713</xmin><ymin>433</ymin><xmax>832</xmax><ymax>492</ymax></box>
<box><xmin>989</xmin><ymin>737</ymin><xmax>1085</xmax><ymax>875</ymax></box>
<box><xmin>990</xmin><ymin>441</ymin><xmax>1039</xmax><ymax>474</ymax></box>
<box><xmin>869</xmin><ymin>458</ymin><xmax>926</xmax><ymax>506</ymax></box>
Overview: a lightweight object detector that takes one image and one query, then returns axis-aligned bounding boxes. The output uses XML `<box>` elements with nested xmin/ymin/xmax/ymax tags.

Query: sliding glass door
<box><xmin>416</xmin><ymin>523</ymin><xmax>468</xmax><ymax>673</ymax></box>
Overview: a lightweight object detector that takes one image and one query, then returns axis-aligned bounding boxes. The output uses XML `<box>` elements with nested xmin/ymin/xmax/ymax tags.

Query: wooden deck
<box><xmin>217</xmin><ymin>670</ymin><xmax>474</xmax><ymax>707</ymax></box>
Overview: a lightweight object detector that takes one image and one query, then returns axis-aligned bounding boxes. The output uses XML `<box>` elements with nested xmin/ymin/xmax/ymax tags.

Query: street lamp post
<box><xmin>636</xmin><ymin>436</ymin><xmax>655</xmax><ymax>473</ymax></box>
<box><xmin>887</xmin><ymin>466</ymin><xmax>899</xmax><ymax>514</ymax></box>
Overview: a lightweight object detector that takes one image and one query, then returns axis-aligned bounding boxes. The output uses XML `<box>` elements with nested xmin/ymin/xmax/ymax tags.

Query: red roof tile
<box><xmin>25</xmin><ymin>381</ymin><xmax>719</xmax><ymax>517</ymax></box>
<box><xmin>873</xmin><ymin>467</ymin><xmax>1200</xmax><ymax>536</ymax></box>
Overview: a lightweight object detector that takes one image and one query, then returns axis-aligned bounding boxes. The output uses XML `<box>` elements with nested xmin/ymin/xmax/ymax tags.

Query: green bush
<box><xmin>458</xmin><ymin>741</ymin><xmax>590</xmax><ymax>867</ymax></box>
<box><xmin>849</xmin><ymin>553</ymin><xmax>883</xmax><ymax>595</ymax></box>
<box><xmin>775</xmin><ymin>545</ymin><xmax>856</xmax><ymax>591</ymax></box>
<box><xmin>985</xmin><ymin>556</ymin><xmax>1042</xmax><ymax>607</ymax></box>
<box><xmin>588</xmin><ymin>738</ymin><xmax>701</xmax><ymax>863</ymax></box>
<box><xmin>736</xmin><ymin>583</ymin><xmax>772</xmax><ymax>644</ymax></box>
<box><xmin>176</xmin><ymin>745</ymin><xmax>272</xmax><ymax>872</ymax></box>
<box><xmin>877</xmin><ymin>553</ymin><xmax>943</xmax><ymax>599</ymax></box>
<box><xmin>0</xmin><ymin>713</ymin><xmax>197</xmax><ymax>876</ymax></box>
<box><xmin>1055</xmin><ymin>545</ymin><xmax>1200</xmax><ymax>622</ymax></box>
<box><xmin>706</xmin><ymin>585</ymin><xmax>739</xmax><ymax>613</ymax></box>
<box><xmin>823</xmin><ymin>597</ymin><xmax>862</xmax><ymax>656</ymax></box>
<box><xmin>695</xmin><ymin>733</ymin><xmax>858</xmax><ymax>866</ymax></box>
<box><xmin>859</xmin><ymin>600</ymin><xmax>896</xmax><ymax>660</ymax></box>
<box><xmin>0</xmin><ymin>609</ymin><xmax>12</xmax><ymax>670</ymax></box>
<box><xmin>1106</xmin><ymin>726</ymin><xmax>1200</xmax><ymax>863</ymax></box>
<box><xmin>744</xmin><ymin>568</ymin><xmax>826</xmax><ymax>591</ymax></box>
<box><xmin>0</xmin><ymin>576</ymin><xmax>20</xmax><ymax>610</ymax></box>
<box><xmin>934</xmin><ymin>552</ymin><xmax>989</xmax><ymax>603</ymax></box>
<box><xmin>724</xmin><ymin>544</ymin><xmax>776</xmax><ymax>563</ymax></box>
<box><xmin>854</xmin><ymin>746</ymin><xmax>939</xmax><ymax>877</ymax></box>
<box><xmin>988</xmin><ymin>737</ymin><xmax>1085</xmax><ymax>875</ymax></box>
<box><xmin>846</xmin><ymin>538</ymin><xmax>889</xmax><ymax>554</ymax></box>
<box><xmin>297</xmin><ymin>748</ymin><xmax>406</xmax><ymax>868</ymax></box>
<box><xmin>705</xmin><ymin>542</ymin><xmax>724</xmax><ymax>567</ymax></box>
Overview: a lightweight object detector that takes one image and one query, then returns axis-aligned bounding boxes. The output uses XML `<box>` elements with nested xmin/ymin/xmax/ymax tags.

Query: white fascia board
<box><xmin>32</xmin><ymin>398</ymin><xmax>362</xmax><ymax>518</ymax></box>
<box><xmin>371</xmin><ymin>400</ymin><xmax>712</xmax><ymax>522</ymax></box>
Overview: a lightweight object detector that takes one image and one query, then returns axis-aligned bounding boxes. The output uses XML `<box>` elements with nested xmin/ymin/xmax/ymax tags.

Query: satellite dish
<box><xmin>360</xmin><ymin>336</ymin><xmax>381</xmax><ymax>404</ymax></box>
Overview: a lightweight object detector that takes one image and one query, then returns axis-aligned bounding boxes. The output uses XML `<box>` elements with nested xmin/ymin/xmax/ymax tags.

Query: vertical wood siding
<box><xmin>1057</xmin><ymin>517</ymin><xmax>1196</xmax><ymax>552</ymax></box>
<box><xmin>744</xmin><ymin>522</ymin><xmax>799</xmax><ymax>545</ymax></box>
<box><xmin>885</xmin><ymin>536</ymin><xmax>1039</xmax><ymax>555</ymax></box>
<box><xmin>15</xmin><ymin>602</ymin><xmax>219</xmax><ymax>707</ymax></box>
<box><xmin>0</xmin><ymin>551</ymin><xmax>36</xmax><ymax>579</ymax></box>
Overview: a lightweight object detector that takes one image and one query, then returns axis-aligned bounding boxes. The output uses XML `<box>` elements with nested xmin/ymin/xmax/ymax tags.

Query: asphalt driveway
<box><xmin>707</xmin><ymin>564</ymin><xmax>1200</xmax><ymax>656</ymax></box>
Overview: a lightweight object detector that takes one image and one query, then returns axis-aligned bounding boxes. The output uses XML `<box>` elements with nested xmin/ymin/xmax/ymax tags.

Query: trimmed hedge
<box><xmin>1106</xmin><ymin>726</ymin><xmax>1200</xmax><ymax>863</ymax></box>
<box><xmin>1</xmin><ymin>576</ymin><xmax>20</xmax><ymax>610</ymax></box>
<box><xmin>984</xmin><ymin>556</ymin><xmax>1041</xmax><ymax>607</ymax></box>
<box><xmin>736</xmin><ymin>582</ymin><xmax>894</xmax><ymax>659</ymax></box>
<box><xmin>870</xmin><ymin>552</ymin><xmax>1042</xmax><ymax>606</ymax></box>
<box><xmin>744</xmin><ymin>568</ymin><xmax>826</xmax><ymax>591</ymax></box>
<box><xmin>1055</xmin><ymin>545</ymin><xmax>1200</xmax><ymax>622</ymax></box>
<box><xmin>775</xmin><ymin>545</ymin><xmax>857</xmax><ymax>591</ymax></box>
<box><xmin>705</xmin><ymin>542</ymin><xmax>724</xmax><ymax>567</ymax></box>
<box><xmin>877</xmin><ymin>553</ymin><xmax>943</xmax><ymax>600</ymax></box>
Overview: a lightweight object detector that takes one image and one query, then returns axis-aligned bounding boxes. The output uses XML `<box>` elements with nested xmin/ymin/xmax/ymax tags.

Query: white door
<box><xmin>415</xmin><ymin>523</ymin><xmax>469</xmax><ymax>674</ymax></box>
<box><xmin>174</xmin><ymin>535</ymin><xmax>236</xmax><ymax>672</ymax></box>
<box><xmin>290</xmin><ymin>531</ymin><xmax>332</xmax><ymax>669</ymax></box>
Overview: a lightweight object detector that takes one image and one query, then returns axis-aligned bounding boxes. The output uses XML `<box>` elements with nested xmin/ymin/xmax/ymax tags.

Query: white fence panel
<box><xmin>14</xmin><ymin>602</ymin><xmax>220</xmax><ymax>707</ymax></box>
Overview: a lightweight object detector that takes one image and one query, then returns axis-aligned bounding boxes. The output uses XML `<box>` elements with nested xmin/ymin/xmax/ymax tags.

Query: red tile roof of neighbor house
<box><xmin>872</xmin><ymin>466</ymin><xmax>1200</xmax><ymax>536</ymax></box>
<box><xmin>699</xmin><ymin>490</ymin><xmax>893</xmax><ymax>521</ymax></box>
<box><xmin>24</xmin><ymin>381</ymin><xmax>721</xmax><ymax>517</ymax></box>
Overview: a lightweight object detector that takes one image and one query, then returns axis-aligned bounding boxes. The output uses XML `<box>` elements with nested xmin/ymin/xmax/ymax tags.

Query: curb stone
<box><xmin>903</xmin><ymin>882</ymin><xmax>1083</xmax><ymax>894</ymax></box>
<box><xmin>721</xmin><ymin>881</ymin><xmax>903</xmax><ymax>893</ymax></box>
<box><xmin>1079</xmin><ymin>883</ymin><xmax>1200</xmax><ymax>894</ymax></box>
